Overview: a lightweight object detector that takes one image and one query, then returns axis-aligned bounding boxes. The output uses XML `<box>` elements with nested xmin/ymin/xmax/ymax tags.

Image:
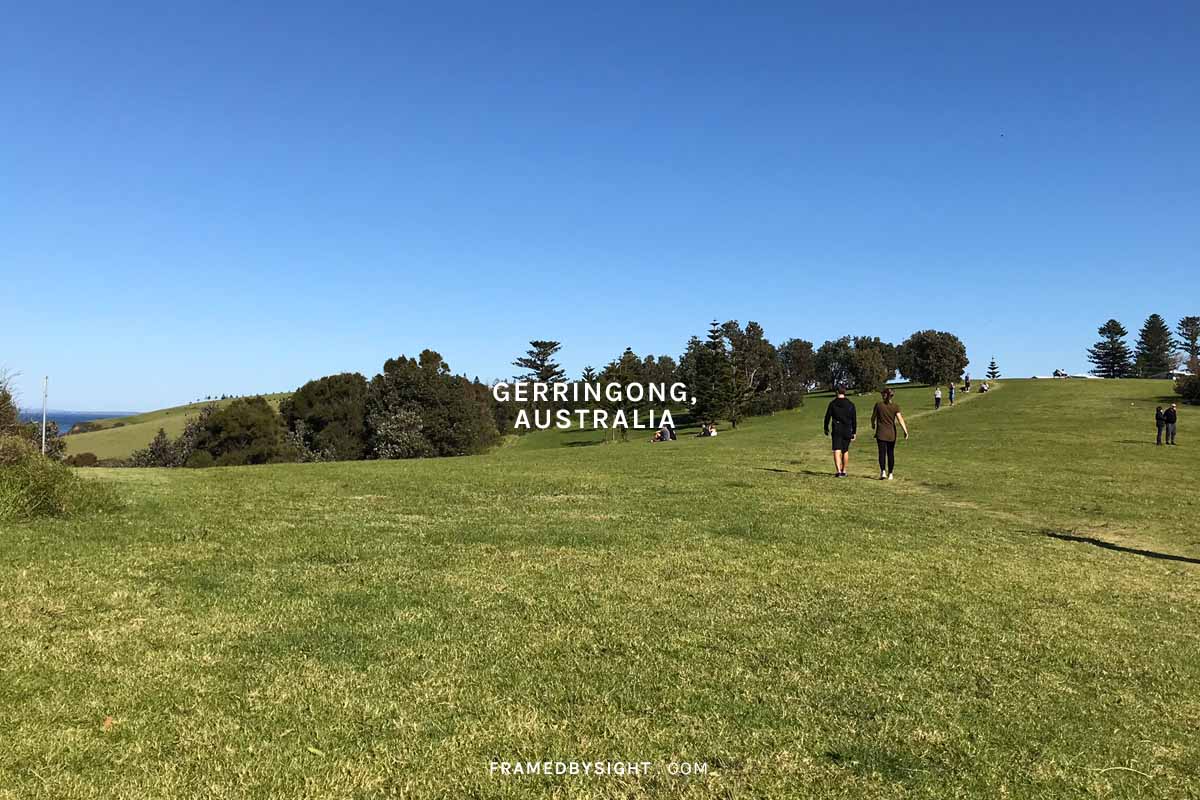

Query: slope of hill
<box><xmin>63</xmin><ymin>393</ymin><xmax>290</xmax><ymax>460</ymax></box>
<box><xmin>5</xmin><ymin>379</ymin><xmax>1197</xmax><ymax>798</ymax></box>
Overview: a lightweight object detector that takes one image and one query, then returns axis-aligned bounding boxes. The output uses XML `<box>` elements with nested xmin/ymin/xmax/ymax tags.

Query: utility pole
<box><xmin>41</xmin><ymin>376</ymin><xmax>48</xmax><ymax>455</ymax></box>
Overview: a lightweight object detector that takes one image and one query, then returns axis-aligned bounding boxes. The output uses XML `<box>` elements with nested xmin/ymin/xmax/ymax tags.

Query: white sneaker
<box><xmin>880</xmin><ymin>470</ymin><xmax>887</xmax><ymax>480</ymax></box>
<box><xmin>887</xmin><ymin>474</ymin><xmax>894</xmax><ymax>480</ymax></box>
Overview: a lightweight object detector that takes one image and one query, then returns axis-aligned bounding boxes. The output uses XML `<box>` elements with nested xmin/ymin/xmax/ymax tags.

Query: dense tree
<box><xmin>852</xmin><ymin>336</ymin><xmax>899</xmax><ymax>381</ymax></box>
<box><xmin>599</xmin><ymin>348</ymin><xmax>645</xmax><ymax>440</ymax></box>
<box><xmin>367</xmin><ymin>350</ymin><xmax>498</xmax><ymax>459</ymax></box>
<box><xmin>897</xmin><ymin>330</ymin><xmax>969</xmax><ymax>386</ymax></box>
<box><xmin>581</xmin><ymin>366</ymin><xmax>598</xmax><ymax>383</ymax></box>
<box><xmin>1133</xmin><ymin>314</ymin><xmax>1175</xmax><ymax>377</ymax></box>
<box><xmin>193</xmin><ymin>396</ymin><xmax>297</xmax><ymax>466</ymax></box>
<box><xmin>1177</xmin><ymin>375</ymin><xmax>1200</xmax><ymax>405</ymax></box>
<box><xmin>688</xmin><ymin>321</ymin><xmax>733</xmax><ymax>425</ymax></box>
<box><xmin>1176</xmin><ymin>316</ymin><xmax>1200</xmax><ymax>367</ymax></box>
<box><xmin>814</xmin><ymin>337</ymin><xmax>856</xmax><ymax>390</ymax></box>
<box><xmin>722</xmin><ymin>320</ymin><xmax>777</xmax><ymax>424</ymax></box>
<box><xmin>851</xmin><ymin>348</ymin><xmax>889</xmax><ymax>394</ymax></box>
<box><xmin>640</xmin><ymin>355</ymin><xmax>678</xmax><ymax>389</ymax></box>
<box><xmin>986</xmin><ymin>357</ymin><xmax>1000</xmax><ymax>381</ymax></box>
<box><xmin>775</xmin><ymin>338</ymin><xmax>815</xmax><ymax>410</ymax></box>
<box><xmin>1087</xmin><ymin>320</ymin><xmax>1133</xmax><ymax>378</ymax></box>
<box><xmin>130</xmin><ymin>428</ymin><xmax>178</xmax><ymax>468</ymax></box>
<box><xmin>280</xmin><ymin>372</ymin><xmax>369</xmax><ymax>461</ymax></box>
<box><xmin>513</xmin><ymin>340</ymin><xmax>566</xmax><ymax>383</ymax></box>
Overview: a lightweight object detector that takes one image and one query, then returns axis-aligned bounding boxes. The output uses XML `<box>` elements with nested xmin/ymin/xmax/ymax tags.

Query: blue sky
<box><xmin>3</xmin><ymin>2</ymin><xmax>1198</xmax><ymax>410</ymax></box>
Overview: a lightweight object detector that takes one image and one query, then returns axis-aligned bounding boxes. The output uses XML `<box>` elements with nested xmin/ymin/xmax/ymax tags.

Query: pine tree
<box><xmin>1087</xmin><ymin>319</ymin><xmax>1133</xmax><ymax>378</ymax></box>
<box><xmin>986</xmin><ymin>356</ymin><xmax>1000</xmax><ymax>381</ymax></box>
<box><xmin>580</xmin><ymin>366</ymin><xmax>598</xmax><ymax>383</ymax></box>
<box><xmin>1133</xmin><ymin>314</ymin><xmax>1174</xmax><ymax>377</ymax></box>
<box><xmin>1177</xmin><ymin>316</ymin><xmax>1200</xmax><ymax>366</ymax></box>
<box><xmin>690</xmin><ymin>320</ymin><xmax>732</xmax><ymax>425</ymax></box>
<box><xmin>513</xmin><ymin>341</ymin><xmax>566</xmax><ymax>383</ymax></box>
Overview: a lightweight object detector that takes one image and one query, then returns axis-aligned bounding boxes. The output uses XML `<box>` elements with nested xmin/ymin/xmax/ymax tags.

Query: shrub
<box><xmin>194</xmin><ymin>396</ymin><xmax>298</xmax><ymax>466</ymax></box>
<box><xmin>129</xmin><ymin>428</ymin><xmax>178</xmax><ymax>468</ymax></box>
<box><xmin>65</xmin><ymin>452</ymin><xmax>99</xmax><ymax>467</ymax></box>
<box><xmin>366</xmin><ymin>350</ymin><xmax>499</xmax><ymax>459</ymax></box>
<box><xmin>0</xmin><ymin>437</ymin><xmax>118</xmax><ymax>522</ymax></box>
<box><xmin>14</xmin><ymin>421</ymin><xmax>66</xmax><ymax>460</ymax></box>
<box><xmin>184</xmin><ymin>450</ymin><xmax>214</xmax><ymax>469</ymax></box>
<box><xmin>281</xmin><ymin>373</ymin><xmax>369</xmax><ymax>461</ymax></box>
<box><xmin>1177</xmin><ymin>375</ymin><xmax>1200</xmax><ymax>405</ymax></box>
<box><xmin>0</xmin><ymin>435</ymin><xmax>38</xmax><ymax>466</ymax></box>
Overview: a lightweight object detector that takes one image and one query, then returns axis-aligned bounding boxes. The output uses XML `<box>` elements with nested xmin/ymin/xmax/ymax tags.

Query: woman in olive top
<box><xmin>871</xmin><ymin>388</ymin><xmax>909</xmax><ymax>480</ymax></box>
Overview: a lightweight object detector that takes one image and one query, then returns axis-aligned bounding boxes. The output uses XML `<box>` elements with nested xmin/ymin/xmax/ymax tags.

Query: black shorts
<box><xmin>831</xmin><ymin>433</ymin><xmax>853</xmax><ymax>452</ymax></box>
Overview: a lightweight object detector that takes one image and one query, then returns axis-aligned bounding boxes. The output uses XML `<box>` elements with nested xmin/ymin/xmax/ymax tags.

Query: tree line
<box><xmin>1088</xmin><ymin>314</ymin><xmax>1199</xmax><ymax>378</ymax></box>
<box><xmin>503</xmin><ymin>323</ymin><xmax>969</xmax><ymax>431</ymax></box>
<box><xmin>54</xmin><ymin>321</ymin><xmax>972</xmax><ymax>467</ymax></box>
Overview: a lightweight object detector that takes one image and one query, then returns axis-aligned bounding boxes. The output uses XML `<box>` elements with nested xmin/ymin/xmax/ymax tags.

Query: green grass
<box><xmin>63</xmin><ymin>394</ymin><xmax>289</xmax><ymax>460</ymax></box>
<box><xmin>2</xmin><ymin>379</ymin><xmax>1197</xmax><ymax>798</ymax></box>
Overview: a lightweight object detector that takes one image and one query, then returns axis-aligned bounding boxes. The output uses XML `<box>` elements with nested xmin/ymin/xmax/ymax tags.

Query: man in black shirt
<box><xmin>1164</xmin><ymin>403</ymin><xmax>1178</xmax><ymax>445</ymax></box>
<box><xmin>824</xmin><ymin>386</ymin><xmax>857</xmax><ymax>477</ymax></box>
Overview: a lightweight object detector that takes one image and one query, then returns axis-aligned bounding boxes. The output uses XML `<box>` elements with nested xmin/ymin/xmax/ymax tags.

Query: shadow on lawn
<box><xmin>1042</xmin><ymin>529</ymin><xmax>1200</xmax><ymax>565</ymax></box>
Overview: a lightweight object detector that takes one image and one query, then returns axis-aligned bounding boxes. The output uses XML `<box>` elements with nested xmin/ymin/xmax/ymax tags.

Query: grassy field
<box><xmin>2</xmin><ymin>379</ymin><xmax>1197</xmax><ymax>798</ymax></box>
<box><xmin>63</xmin><ymin>394</ymin><xmax>289</xmax><ymax>460</ymax></box>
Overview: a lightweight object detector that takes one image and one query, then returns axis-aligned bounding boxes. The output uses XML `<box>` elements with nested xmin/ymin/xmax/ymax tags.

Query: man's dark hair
<box><xmin>835</xmin><ymin>385</ymin><xmax>846</xmax><ymax>395</ymax></box>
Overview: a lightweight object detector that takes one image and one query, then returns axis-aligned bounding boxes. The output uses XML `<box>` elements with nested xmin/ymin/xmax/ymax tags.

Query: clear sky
<box><xmin>3</xmin><ymin>2</ymin><xmax>1197</xmax><ymax>410</ymax></box>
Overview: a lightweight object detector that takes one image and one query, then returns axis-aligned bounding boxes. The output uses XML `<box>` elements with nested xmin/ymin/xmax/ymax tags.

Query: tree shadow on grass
<box><xmin>1041</xmin><ymin>529</ymin><xmax>1200</xmax><ymax>565</ymax></box>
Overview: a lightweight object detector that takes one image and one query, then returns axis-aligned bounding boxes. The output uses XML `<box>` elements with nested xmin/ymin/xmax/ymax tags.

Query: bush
<box><xmin>195</xmin><ymin>396</ymin><xmax>298</xmax><ymax>466</ymax></box>
<box><xmin>65</xmin><ymin>452</ymin><xmax>99</xmax><ymax>467</ymax></box>
<box><xmin>1177</xmin><ymin>375</ymin><xmax>1200</xmax><ymax>405</ymax></box>
<box><xmin>366</xmin><ymin>350</ymin><xmax>499</xmax><ymax>459</ymax></box>
<box><xmin>281</xmin><ymin>373</ymin><xmax>369</xmax><ymax>461</ymax></box>
<box><xmin>0</xmin><ymin>435</ymin><xmax>38</xmax><ymax>466</ymax></box>
<box><xmin>129</xmin><ymin>428</ymin><xmax>177</xmax><ymax>468</ymax></box>
<box><xmin>184</xmin><ymin>450</ymin><xmax>214</xmax><ymax>469</ymax></box>
<box><xmin>0</xmin><ymin>436</ymin><xmax>118</xmax><ymax>522</ymax></box>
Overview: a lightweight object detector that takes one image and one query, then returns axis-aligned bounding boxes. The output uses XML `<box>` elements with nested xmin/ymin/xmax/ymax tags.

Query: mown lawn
<box><xmin>2</xmin><ymin>380</ymin><xmax>1197</xmax><ymax>798</ymax></box>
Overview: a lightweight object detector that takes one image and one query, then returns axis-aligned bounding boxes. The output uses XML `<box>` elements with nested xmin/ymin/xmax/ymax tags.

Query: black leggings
<box><xmin>877</xmin><ymin>439</ymin><xmax>896</xmax><ymax>473</ymax></box>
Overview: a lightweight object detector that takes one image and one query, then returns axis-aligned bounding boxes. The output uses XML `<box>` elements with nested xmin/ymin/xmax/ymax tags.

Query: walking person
<box><xmin>824</xmin><ymin>385</ymin><xmax>857</xmax><ymax>477</ymax></box>
<box><xmin>948</xmin><ymin>382</ymin><xmax>956</xmax><ymax>406</ymax></box>
<box><xmin>871</xmin><ymin>388</ymin><xmax>909</xmax><ymax>480</ymax></box>
<box><xmin>934</xmin><ymin>387</ymin><xmax>943</xmax><ymax>410</ymax></box>
<box><xmin>1156</xmin><ymin>406</ymin><xmax>1165</xmax><ymax>446</ymax></box>
<box><xmin>1164</xmin><ymin>403</ymin><xmax>1178</xmax><ymax>445</ymax></box>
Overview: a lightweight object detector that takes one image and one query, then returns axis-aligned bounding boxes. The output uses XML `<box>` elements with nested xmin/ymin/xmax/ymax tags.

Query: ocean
<box><xmin>18</xmin><ymin>410</ymin><xmax>138</xmax><ymax>435</ymax></box>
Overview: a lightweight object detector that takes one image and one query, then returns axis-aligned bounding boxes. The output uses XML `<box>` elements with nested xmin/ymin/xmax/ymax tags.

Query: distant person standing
<box><xmin>871</xmin><ymin>388</ymin><xmax>909</xmax><ymax>480</ymax></box>
<box><xmin>948</xmin><ymin>383</ymin><xmax>956</xmax><ymax>406</ymax></box>
<box><xmin>1164</xmin><ymin>403</ymin><xmax>1178</xmax><ymax>445</ymax></box>
<box><xmin>964</xmin><ymin>374</ymin><xmax>971</xmax><ymax>393</ymax></box>
<box><xmin>824</xmin><ymin>386</ymin><xmax>857</xmax><ymax>477</ymax></box>
<box><xmin>1156</xmin><ymin>406</ymin><xmax>1166</xmax><ymax>446</ymax></box>
<box><xmin>934</xmin><ymin>388</ymin><xmax>943</xmax><ymax>410</ymax></box>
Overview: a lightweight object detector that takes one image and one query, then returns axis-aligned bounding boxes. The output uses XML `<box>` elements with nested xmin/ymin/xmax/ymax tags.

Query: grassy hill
<box><xmin>3</xmin><ymin>379</ymin><xmax>1197</xmax><ymax>798</ymax></box>
<box><xmin>63</xmin><ymin>394</ymin><xmax>289</xmax><ymax>460</ymax></box>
